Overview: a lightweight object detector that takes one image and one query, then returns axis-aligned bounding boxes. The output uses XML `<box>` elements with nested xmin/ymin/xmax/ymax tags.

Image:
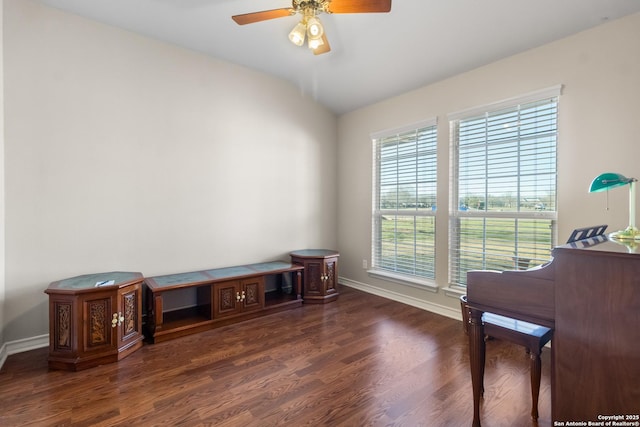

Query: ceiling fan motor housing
<box><xmin>294</xmin><ymin>0</ymin><xmax>331</xmax><ymax>15</ymax></box>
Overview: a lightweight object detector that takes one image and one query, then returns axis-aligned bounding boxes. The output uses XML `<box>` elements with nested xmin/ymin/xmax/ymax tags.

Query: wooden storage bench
<box><xmin>145</xmin><ymin>261</ymin><xmax>304</xmax><ymax>343</ymax></box>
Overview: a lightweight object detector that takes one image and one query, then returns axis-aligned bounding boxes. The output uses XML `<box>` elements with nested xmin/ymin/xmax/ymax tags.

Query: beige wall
<box><xmin>3</xmin><ymin>0</ymin><xmax>337</xmax><ymax>342</ymax></box>
<box><xmin>4</xmin><ymin>0</ymin><xmax>640</xmax><ymax>350</ymax></box>
<box><xmin>337</xmin><ymin>12</ymin><xmax>640</xmax><ymax>313</ymax></box>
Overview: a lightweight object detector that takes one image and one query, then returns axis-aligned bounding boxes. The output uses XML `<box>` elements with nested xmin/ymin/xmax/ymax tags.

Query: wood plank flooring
<box><xmin>0</xmin><ymin>286</ymin><xmax>551</xmax><ymax>426</ymax></box>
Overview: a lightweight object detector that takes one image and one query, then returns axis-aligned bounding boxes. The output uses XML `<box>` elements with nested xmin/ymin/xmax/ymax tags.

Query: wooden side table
<box><xmin>45</xmin><ymin>271</ymin><xmax>144</xmax><ymax>371</ymax></box>
<box><xmin>290</xmin><ymin>249</ymin><xmax>339</xmax><ymax>303</ymax></box>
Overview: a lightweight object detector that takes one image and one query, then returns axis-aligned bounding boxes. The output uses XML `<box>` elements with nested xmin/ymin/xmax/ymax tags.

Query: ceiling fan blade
<box><xmin>313</xmin><ymin>34</ymin><xmax>331</xmax><ymax>55</ymax></box>
<box><xmin>327</xmin><ymin>0</ymin><xmax>391</xmax><ymax>14</ymax></box>
<box><xmin>232</xmin><ymin>8</ymin><xmax>294</xmax><ymax>25</ymax></box>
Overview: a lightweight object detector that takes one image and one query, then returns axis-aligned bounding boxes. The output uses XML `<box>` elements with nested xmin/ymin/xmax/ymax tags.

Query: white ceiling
<box><xmin>37</xmin><ymin>0</ymin><xmax>640</xmax><ymax>115</ymax></box>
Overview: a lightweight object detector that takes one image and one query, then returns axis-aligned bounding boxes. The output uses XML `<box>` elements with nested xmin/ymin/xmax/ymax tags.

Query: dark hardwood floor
<box><xmin>0</xmin><ymin>286</ymin><xmax>551</xmax><ymax>426</ymax></box>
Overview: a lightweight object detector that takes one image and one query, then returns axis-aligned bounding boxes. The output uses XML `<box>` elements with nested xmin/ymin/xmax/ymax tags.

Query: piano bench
<box><xmin>460</xmin><ymin>295</ymin><xmax>553</xmax><ymax>420</ymax></box>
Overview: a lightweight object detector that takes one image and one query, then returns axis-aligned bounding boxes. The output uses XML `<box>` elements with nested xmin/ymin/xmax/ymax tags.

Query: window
<box><xmin>449</xmin><ymin>87</ymin><xmax>560</xmax><ymax>286</ymax></box>
<box><xmin>372</xmin><ymin>119</ymin><xmax>437</xmax><ymax>282</ymax></box>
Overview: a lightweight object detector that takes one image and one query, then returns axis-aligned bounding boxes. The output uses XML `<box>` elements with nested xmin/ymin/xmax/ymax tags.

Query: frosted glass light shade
<box><xmin>288</xmin><ymin>22</ymin><xmax>306</xmax><ymax>46</ymax></box>
<box><xmin>308</xmin><ymin>36</ymin><xmax>324</xmax><ymax>50</ymax></box>
<box><xmin>306</xmin><ymin>17</ymin><xmax>323</xmax><ymax>39</ymax></box>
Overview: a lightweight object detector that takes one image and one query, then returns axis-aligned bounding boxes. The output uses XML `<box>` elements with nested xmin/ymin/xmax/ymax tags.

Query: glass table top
<box><xmin>50</xmin><ymin>271</ymin><xmax>143</xmax><ymax>290</ymax></box>
<box><xmin>146</xmin><ymin>261</ymin><xmax>302</xmax><ymax>290</ymax></box>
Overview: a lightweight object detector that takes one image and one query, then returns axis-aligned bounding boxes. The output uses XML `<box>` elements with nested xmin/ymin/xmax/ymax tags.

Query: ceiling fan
<box><xmin>232</xmin><ymin>0</ymin><xmax>392</xmax><ymax>55</ymax></box>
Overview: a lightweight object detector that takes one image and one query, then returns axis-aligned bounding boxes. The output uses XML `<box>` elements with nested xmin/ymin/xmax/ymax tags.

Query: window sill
<box><xmin>442</xmin><ymin>285</ymin><xmax>466</xmax><ymax>299</ymax></box>
<box><xmin>366</xmin><ymin>269</ymin><xmax>438</xmax><ymax>293</ymax></box>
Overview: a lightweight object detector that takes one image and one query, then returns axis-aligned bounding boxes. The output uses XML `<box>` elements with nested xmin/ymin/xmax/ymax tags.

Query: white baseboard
<box><xmin>0</xmin><ymin>334</ymin><xmax>49</xmax><ymax>370</ymax></box>
<box><xmin>0</xmin><ymin>342</ymin><xmax>6</xmax><ymax>370</ymax></box>
<box><xmin>339</xmin><ymin>276</ymin><xmax>462</xmax><ymax>321</ymax></box>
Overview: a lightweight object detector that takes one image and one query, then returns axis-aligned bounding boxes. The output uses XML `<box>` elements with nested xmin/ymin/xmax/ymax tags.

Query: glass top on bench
<box><xmin>147</xmin><ymin>261</ymin><xmax>302</xmax><ymax>290</ymax></box>
<box><xmin>50</xmin><ymin>271</ymin><xmax>143</xmax><ymax>290</ymax></box>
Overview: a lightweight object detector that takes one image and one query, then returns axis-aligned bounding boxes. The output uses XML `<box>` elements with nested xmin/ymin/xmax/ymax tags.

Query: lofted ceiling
<box><xmin>37</xmin><ymin>0</ymin><xmax>640</xmax><ymax>115</ymax></box>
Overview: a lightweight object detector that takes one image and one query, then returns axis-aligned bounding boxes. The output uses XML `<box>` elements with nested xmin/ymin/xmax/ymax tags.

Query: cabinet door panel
<box><xmin>214</xmin><ymin>281</ymin><xmax>239</xmax><ymax>318</ymax></box>
<box><xmin>118</xmin><ymin>283</ymin><xmax>142</xmax><ymax>348</ymax></box>
<box><xmin>305</xmin><ymin>261</ymin><xmax>325</xmax><ymax>296</ymax></box>
<box><xmin>325</xmin><ymin>258</ymin><xmax>338</xmax><ymax>295</ymax></box>
<box><xmin>242</xmin><ymin>278</ymin><xmax>264</xmax><ymax>311</ymax></box>
<box><xmin>53</xmin><ymin>300</ymin><xmax>74</xmax><ymax>352</ymax></box>
<box><xmin>82</xmin><ymin>294</ymin><xmax>114</xmax><ymax>353</ymax></box>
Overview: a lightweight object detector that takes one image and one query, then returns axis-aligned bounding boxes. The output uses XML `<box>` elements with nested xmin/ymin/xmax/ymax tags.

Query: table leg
<box><xmin>295</xmin><ymin>270</ymin><xmax>302</xmax><ymax>300</ymax></box>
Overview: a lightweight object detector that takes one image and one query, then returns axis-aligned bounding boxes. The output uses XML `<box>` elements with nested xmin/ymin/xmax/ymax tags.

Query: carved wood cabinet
<box><xmin>145</xmin><ymin>261</ymin><xmax>303</xmax><ymax>343</ymax></box>
<box><xmin>213</xmin><ymin>277</ymin><xmax>265</xmax><ymax>318</ymax></box>
<box><xmin>45</xmin><ymin>272</ymin><xmax>144</xmax><ymax>371</ymax></box>
<box><xmin>290</xmin><ymin>249</ymin><xmax>339</xmax><ymax>303</ymax></box>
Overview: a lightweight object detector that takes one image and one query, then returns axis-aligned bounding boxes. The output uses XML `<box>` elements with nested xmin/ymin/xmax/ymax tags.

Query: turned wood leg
<box><xmin>530</xmin><ymin>350</ymin><xmax>542</xmax><ymax>420</ymax></box>
<box><xmin>295</xmin><ymin>271</ymin><xmax>302</xmax><ymax>300</ymax></box>
<box><xmin>469</xmin><ymin>307</ymin><xmax>485</xmax><ymax>427</ymax></box>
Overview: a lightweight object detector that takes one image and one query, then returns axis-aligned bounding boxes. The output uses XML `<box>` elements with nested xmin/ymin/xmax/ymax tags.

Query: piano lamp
<box><xmin>589</xmin><ymin>172</ymin><xmax>640</xmax><ymax>240</ymax></box>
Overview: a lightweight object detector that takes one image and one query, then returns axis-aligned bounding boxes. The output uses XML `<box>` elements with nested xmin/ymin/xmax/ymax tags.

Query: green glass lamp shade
<box><xmin>588</xmin><ymin>172</ymin><xmax>639</xmax><ymax>241</ymax></box>
<box><xmin>589</xmin><ymin>172</ymin><xmax>634</xmax><ymax>193</ymax></box>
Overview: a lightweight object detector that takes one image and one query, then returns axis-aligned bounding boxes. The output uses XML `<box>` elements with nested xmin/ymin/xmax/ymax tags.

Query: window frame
<box><xmin>448</xmin><ymin>86</ymin><xmax>561</xmax><ymax>288</ymax></box>
<box><xmin>370</xmin><ymin>118</ymin><xmax>438</xmax><ymax>289</ymax></box>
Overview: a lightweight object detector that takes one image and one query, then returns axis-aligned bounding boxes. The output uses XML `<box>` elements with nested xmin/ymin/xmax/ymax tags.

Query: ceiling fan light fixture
<box><xmin>288</xmin><ymin>21</ymin><xmax>306</xmax><ymax>46</ymax></box>
<box><xmin>306</xmin><ymin>16</ymin><xmax>323</xmax><ymax>39</ymax></box>
<box><xmin>308</xmin><ymin>36</ymin><xmax>324</xmax><ymax>50</ymax></box>
<box><xmin>232</xmin><ymin>0</ymin><xmax>393</xmax><ymax>55</ymax></box>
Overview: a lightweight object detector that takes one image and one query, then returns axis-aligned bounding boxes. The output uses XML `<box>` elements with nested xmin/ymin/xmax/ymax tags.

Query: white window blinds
<box><xmin>372</xmin><ymin>120</ymin><xmax>437</xmax><ymax>280</ymax></box>
<box><xmin>449</xmin><ymin>87</ymin><xmax>560</xmax><ymax>286</ymax></box>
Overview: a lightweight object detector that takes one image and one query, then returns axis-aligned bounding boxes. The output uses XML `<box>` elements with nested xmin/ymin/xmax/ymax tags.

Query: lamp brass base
<box><xmin>609</xmin><ymin>225</ymin><xmax>640</xmax><ymax>241</ymax></box>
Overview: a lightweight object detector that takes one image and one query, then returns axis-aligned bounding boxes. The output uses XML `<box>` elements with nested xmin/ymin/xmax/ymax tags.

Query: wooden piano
<box><xmin>466</xmin><ymin>230</ymin><xmax>640</xmax><ymax>426</ymax></box>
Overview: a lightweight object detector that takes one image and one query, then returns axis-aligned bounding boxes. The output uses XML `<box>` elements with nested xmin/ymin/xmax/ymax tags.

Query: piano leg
<box><xmin>469</xmin><ymin>307</ymin><xmax>485</xmax><ymax>427</ymax></box>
